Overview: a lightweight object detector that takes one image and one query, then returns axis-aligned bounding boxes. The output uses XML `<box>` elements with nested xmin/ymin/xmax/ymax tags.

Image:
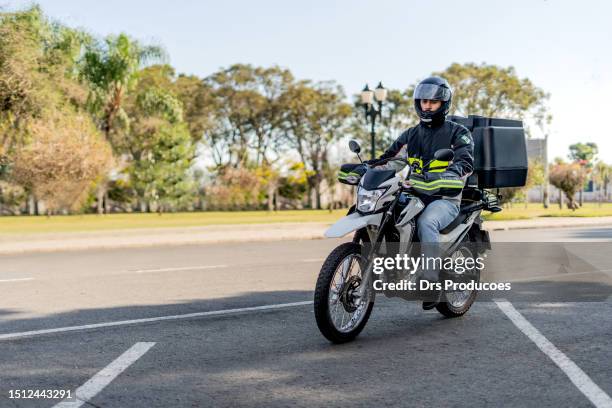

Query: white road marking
<box><xmin>0</xmin><ymin>301</ymin><xmax>313</xmax><ymax>341</ymax></box>
<box><xmin>131</xmin><ymin>264</ymin><xmax>228</xmax><ymax>274</ymax></box>
<box><xmin>0</xmin><ymin>277</ymin><xmax>34</xmax><ymax>283</ymax></box>
<box><xmin>495</xmin><ymin>299</ymin><xmax>612</xmax><ymax>408</ymax></box>
<box><xmin>53</xmin><ymin>342</ymin><xmax>155</xmax><ymax>408</ymax></box>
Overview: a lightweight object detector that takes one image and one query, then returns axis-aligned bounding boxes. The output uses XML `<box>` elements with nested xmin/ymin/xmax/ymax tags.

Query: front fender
<box><xmin>325</xmin><ymin>212</ymin><xmax>383</xmax><ymax>238</ymax></box>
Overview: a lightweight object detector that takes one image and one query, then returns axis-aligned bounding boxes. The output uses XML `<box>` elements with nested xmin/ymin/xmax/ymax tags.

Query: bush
<box><xmin>204</xmin><ymin>167</ymin><xmax>265</xmax><ymax>210</ymax></box>
<box><xmin>10</xmin><ymin>110</ymin><xmax>113</xmax><ymax>212</ymax></box>
<box><xmin>549</xmin><ymin>163</ymin><xmax>586</xmax><ymax>210</ymax></box>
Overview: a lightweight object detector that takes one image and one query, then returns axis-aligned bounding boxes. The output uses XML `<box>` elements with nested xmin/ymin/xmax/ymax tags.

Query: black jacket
<box><xmin>379</xmin><ymin>120</ymin><xmax>474</xmax><ymax>178</ymax></box>
<box><xmin>379</xmin><ymin>120</ymin><xmax>474</xmax><ymax>203</ymax></box>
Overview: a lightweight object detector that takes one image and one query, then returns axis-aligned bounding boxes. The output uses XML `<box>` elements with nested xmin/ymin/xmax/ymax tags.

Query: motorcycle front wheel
<box><xmin>314</xmin><ymin>242</ymin><xmax>375</xmax><ymax>343</ymax></box>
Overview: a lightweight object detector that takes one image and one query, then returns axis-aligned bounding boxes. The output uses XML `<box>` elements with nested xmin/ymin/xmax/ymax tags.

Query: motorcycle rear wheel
<box><xmin>436</xmin><ymin>236</ymin><xmax>481</xmax><ymax>318</ymax></box>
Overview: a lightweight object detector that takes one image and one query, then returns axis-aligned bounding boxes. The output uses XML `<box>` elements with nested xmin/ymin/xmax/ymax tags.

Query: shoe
<box><xmin>422</xmin><ymin>289</ymin><xmax>443</xmax><ymax>310</ymax></box>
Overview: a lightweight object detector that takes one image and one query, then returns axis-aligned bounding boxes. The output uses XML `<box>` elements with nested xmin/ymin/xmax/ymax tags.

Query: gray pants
<box><xmin>417</xmin><ymin>199</ymin><xmax>460</xmax><ymax>243</ymax></box>
<box><xmin>416</xmin><ymin>199</ymin><xmax>459</xmax><ymax>281</ymax></box>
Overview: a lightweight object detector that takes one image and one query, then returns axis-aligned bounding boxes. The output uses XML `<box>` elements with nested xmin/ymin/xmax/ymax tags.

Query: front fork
<box><xmin>354</xmin><ymin>200</ymin><xmax>398</xmax><ymax>302</ymax></box>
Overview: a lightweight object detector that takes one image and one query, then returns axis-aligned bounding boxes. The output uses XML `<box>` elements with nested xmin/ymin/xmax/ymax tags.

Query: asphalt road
<box><xmin>1</xmin><ymin>226</ymin><xmax>611</xmax><ymax>408</ymax></box>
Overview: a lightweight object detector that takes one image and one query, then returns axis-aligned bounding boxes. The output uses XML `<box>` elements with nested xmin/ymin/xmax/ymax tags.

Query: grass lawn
<box><xmin>1</xmin><ymin>203</ymin><xmax>612</xmax><ymax>235</ymax></box>
<box><xmin>482</xmin><ymin>202</ymin><xmax>612</xmax><ymax>221</ymax></box>
<box><xmin>0</xmin><ymin>209</ymin><xmax>348</xmax><ymax>235</ymax></box>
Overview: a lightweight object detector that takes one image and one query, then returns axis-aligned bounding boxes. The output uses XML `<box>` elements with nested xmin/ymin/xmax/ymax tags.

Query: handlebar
<box><xmin>368</xmin><ymin>156</ymin><xmax>407</xmax><ymax>167</ymax></box>
<box><xmin>369</xmin><ymin>157</ymin><xmax>422</xmax><ymax>176</ymax></box>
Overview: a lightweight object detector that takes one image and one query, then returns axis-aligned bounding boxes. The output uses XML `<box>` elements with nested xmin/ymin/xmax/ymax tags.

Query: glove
<box><xmin>338</xmin><ymin>163</ymin><xmax>367</xmax><ymax>185</ymax></box>
<box><xmin>409</xmin><ymin>172</ymin><xmax>464</xmax><ymax>196</ymax></box>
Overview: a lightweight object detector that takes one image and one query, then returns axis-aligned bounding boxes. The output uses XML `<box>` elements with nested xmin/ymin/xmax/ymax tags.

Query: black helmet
<box><xmin>413</xmin><ymin>76</ymin><xmax>452</xmax><ymax>126</ymax></box>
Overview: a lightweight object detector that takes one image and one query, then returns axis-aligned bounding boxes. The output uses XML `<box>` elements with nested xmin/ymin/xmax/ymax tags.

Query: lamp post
<box><xmin>360</xmin><ymin>82</ymin><xmax>388</xmax><ymax>160</ymax></box>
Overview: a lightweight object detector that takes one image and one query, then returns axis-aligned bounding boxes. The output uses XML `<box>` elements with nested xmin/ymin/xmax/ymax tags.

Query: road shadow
<box><xmin>0</xmin><ymin>286</ymin><xmax>611</xmax><ymax>408</ymax></box>
<box><xmin>0</xmin><ymin>290</ymin><xmax>314</xmax><ymax>334</ymax></box>
<box><xmin>1</xmin><ymin>275</ymin><xmax>611</xmax><ymax>335</ymax></box>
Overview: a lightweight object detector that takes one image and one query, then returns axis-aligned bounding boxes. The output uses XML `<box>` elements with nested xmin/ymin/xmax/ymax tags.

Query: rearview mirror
<box><xmin>348</xmin><ymin>140</ymin><xmax>361</xmax><ymax>154</ymax></box>
<box><xmin>434</xmin><ymin>148</ymin><xmax>454</xmax><ymax>162</ymax></box>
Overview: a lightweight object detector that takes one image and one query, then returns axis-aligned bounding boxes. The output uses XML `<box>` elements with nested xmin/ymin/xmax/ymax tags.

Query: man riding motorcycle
<box><xmin>368</xmin><ymin>76</ymin><xmax>475</xmax><ymax>309</ymax></box>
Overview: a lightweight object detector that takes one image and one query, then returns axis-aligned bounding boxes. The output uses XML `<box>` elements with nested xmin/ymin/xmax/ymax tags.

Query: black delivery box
<box><xmin>448</xmin><ymin>115</ymin><xmax>528</xmax><ymax>188</ymax></box>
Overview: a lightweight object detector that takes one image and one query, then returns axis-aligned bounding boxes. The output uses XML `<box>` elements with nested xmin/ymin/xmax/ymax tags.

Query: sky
<box><xmin>4</xmin><ymin>0</ymin><xmax>612</xmax><ymax>162</ymax></box>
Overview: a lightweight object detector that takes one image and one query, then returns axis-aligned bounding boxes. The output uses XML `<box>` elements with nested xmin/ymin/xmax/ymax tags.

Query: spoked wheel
<box><xmin>436</xmin><ymin>238</ymin><xmax>481</xmax><ymax>318</ymax></box>
<box><xmin>314</xmin><ymin>242</ymin><xmax>375</xmax><ymax>343</ymax></box>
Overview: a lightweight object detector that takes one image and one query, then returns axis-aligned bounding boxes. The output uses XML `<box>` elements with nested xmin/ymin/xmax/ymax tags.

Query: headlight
<box><xmin>357</xmin><ymin>187</ymin><xmax>385</xmax><ymax>213</ymax></box>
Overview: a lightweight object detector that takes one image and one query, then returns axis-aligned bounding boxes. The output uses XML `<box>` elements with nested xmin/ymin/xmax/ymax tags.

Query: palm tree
<box><xmin>80</xmin><ymin>34</ymin><xmax>165</xmax><ymax>213</ymax></box>
<box><xmin>593</xmin><ymin>161</ymin><xmax>611</xmax><ymax>205</ymax></box>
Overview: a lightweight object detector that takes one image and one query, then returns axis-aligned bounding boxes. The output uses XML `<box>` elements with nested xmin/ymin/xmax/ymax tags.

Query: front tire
<box><xmin>314</xmin><ymin>242</ymin><xmax>375</xmax><ymax>343</ymax></box>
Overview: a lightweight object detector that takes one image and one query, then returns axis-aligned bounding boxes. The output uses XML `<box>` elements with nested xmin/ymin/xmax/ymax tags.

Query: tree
<box><xmin>0</xmin><ymin>7</ymin><xmax>49</xmax><ymax>162</ymax></box>
<box><xmin>0</xmin><ymin>180</ymin><xmax>26</xmax><ymax>215</ymax></box>
<box><xmin>1</xmin><ymin>7</ymin><xmax>111</xmax><ymax>214</ymax></box>
<box><xmin>10</xmin><ymin>108</ymin><xmax>113</xmax><ymax>213</ymax></box>
<box><xmin>430</xmin><ymin>63</ymin><xmax>552</xmax><ymax>135</ymax></box>
<box><xmin>80</xmin><ymin>34</ymin><xmax>166</xmax><ymax>141</ymax></box>
<box><xmin>205</xmin><ymin>64</ymin><xmax>293</xmax><ymax>168</ymax></box>
<box><xmin>123</xmin><ymin>65</ymin><xmax>195</xmax><ymax>212</ymax></box>
<box><xmin>204</xmin><ymin>166</ymin><xmax>264</xmax><ymax>210</ymax></box>
<box><xmin>549</xmin><ymin>163</ymin><xmax>586</xmax><ymax>210</ymax></box>
<box><xmin>568</xmin><ymin>142</ymin><xmax>598</xmax><ymax>206</ymax></box>
<box><xmin>257</xmin><ymin>164</ymin><xmax>280</xmax><ymax>211</ymax></box>
<box><xmin>80</xmin><ymin>33</ymin><xmax>165</xmax><ymax>213</ymax></box>
<box><xmin>128</xmin><ymin>122</ymin><xmax>195</xmax><ymax>212</ymax></box>
<box><xmin>593</xmin><ymin>161</ymin><xmax>611</xmax><ymax>205</ymax></box>
<box><xmin>283</xmin><ymin>81</ymin><xmax>351</xmax><ymax>209</ymax></box>
<box><xmin>277</xmin><ymin>161</ymin><xmax>309</xmax><ymax>205</ymax></box>
<box><xmin>1</xmin><ymin>6</ymin><xmax>92</xmax><ymax>164</ymax></box>
<box><xmin>173</xmin><ymin>74</ymin><xmax>217</xmax><ymax>144</ymax></box>
<box><xmin>568</xmin><ymin>142</ymin><xmax>598</xmax><ymax>163</ymax></box>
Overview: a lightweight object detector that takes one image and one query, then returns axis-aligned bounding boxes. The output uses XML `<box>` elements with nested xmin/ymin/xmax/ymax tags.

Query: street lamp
<box><xmin>360</xmin><ymin>81</ymin><xmax>387</xmax><ymax>159</ymax></box>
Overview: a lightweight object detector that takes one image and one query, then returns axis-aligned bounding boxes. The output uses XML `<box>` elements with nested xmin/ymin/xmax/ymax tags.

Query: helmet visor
<box><xmin>414</xmin><ymin>83</ymin><xmax>451</xmax><ymax>101</ymax></box>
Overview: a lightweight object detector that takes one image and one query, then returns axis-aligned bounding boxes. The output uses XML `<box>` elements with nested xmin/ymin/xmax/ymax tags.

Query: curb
<box><xmin>0</xmin><ymin>223</ymin><xmax>330</xmax><ymax>255</ymax></box>
<box><xmin>1</xmin><ymin>218</ymin><xmax>612</xmax><ymax>255</ymax></box>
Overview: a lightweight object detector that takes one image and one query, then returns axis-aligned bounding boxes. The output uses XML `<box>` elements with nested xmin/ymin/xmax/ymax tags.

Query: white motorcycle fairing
<box><xmin>324</xmin><ymin>212</ymin><xmax>383</xmax><ymax>238</ymax></box>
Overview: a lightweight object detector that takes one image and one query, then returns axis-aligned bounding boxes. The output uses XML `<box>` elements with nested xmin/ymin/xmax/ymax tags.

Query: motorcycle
<box><xmin>314</xmin><ymin>139</ymin><xmax>501</xmax><ymax>344</ymax></box>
